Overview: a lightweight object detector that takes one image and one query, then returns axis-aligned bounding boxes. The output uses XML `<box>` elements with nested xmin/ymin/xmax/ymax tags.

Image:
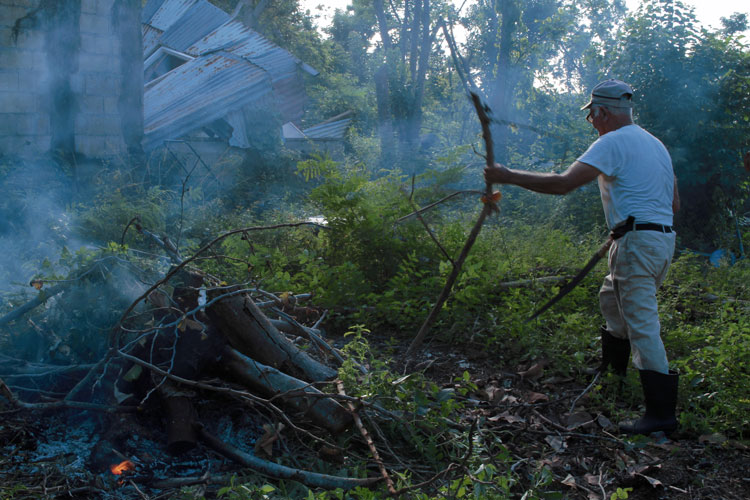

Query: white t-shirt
<box><xmin>577</xmin><ymin>124</ymin><xmax>674</xmax><ymax>230</ymax></box>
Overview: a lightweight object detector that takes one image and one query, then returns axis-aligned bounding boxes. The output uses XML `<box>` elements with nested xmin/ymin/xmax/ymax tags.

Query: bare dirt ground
<box><xmin>396</xmin><ymin>337</ymin><xmax>750</xmax><ymax>500</ymax></box>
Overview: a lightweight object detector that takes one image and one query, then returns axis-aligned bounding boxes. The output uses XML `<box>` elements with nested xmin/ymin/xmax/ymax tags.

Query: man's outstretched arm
<box><xmin>484</xmin><ymin>161</ymin><xmax>600</xmax><ymax>195</ymax></box>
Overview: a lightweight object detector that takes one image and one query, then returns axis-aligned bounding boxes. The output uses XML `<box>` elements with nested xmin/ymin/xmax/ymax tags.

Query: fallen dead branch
<box><xmin>222</xmin><ymin>346</ymin><xmax>352</xmax><ymax>434</ymax></box>
<box><xmin>337</xmin><ymin>380</ymin><xmax>397</xmax><ymax>495</ymax></box>
<box><xmin>0</xmin><ymin>283</ymin><xmax>68</xmax><ymax>328</ymax></box>
<box><xmin>207</xmin><ymin>291</ymin><xmax>337</xmax><ymax>382</ymax></box>
<box><xmin>196</xmin><ymin>424</ymin><xmax>382</xmax><ymax>490</ymax></box>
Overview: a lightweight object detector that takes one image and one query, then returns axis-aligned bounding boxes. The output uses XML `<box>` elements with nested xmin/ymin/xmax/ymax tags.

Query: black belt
<box><xmin>610</xmin><ymin>216</ymin><xmax>672</xmax><ymax>240</ymax></box>
<box><xmin>633</xmin><ymin>222</ymin><xmax>672</xmax><ymax>233</ymax></box>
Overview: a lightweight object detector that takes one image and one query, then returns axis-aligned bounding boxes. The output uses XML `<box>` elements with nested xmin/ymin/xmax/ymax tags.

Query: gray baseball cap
<box><xmin>581</xmin><ymin>79</ymin><xmax>634</xmax><ymax>110</ymax></box>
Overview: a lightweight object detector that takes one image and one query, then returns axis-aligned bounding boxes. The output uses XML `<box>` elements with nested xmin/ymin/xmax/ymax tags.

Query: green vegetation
<box><xmin>4</xmin><ymin>152</ymin><xmax>746</xmax><ymax>498</ymax></box>
<box><xmin>1</xmin><ymin>0</ymin><xmax>748</xmax><ymax>498</ymax></box>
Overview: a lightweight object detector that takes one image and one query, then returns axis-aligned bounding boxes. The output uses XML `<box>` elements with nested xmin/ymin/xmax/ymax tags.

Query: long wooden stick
<box><xmin>406</xmin><ymin>92</ymin><xmax>498</xmax><ymax>355</ymax></box>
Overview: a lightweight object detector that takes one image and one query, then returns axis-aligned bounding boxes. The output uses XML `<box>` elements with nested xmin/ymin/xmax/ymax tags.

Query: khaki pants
<box><xmin>599</xmin><ymin>230</ymin><xmax>676</xmax><ymax>374</ymax></box>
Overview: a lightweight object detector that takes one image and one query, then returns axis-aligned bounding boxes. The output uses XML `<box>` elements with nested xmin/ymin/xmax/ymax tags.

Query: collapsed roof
<box><xmin>141</xmin><ymin>0</ymin><xmax>318</xmax><ymax>151</ymax></box>
<box><xmin>283</xmin><ymin>113</ymin><xmax>354</xmax><ymax>142</ymax></box>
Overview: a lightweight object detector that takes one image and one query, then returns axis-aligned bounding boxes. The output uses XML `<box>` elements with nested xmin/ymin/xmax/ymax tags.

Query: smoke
<box><xmin>0</xmin><ymin>159</ymin><xmax>76</xmax><ymax>296</ymax></box>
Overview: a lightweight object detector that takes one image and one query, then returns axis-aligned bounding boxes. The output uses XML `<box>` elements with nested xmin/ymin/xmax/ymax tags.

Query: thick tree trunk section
<box><xmin>161</xmin><ymin>390</ymin><xmax>198</xmax><ymax>455</ymax></box>
<box><xmin>375</xmin><ymin>64</ymin><xmax>395</xmax><ymax>166</ymax></box>
<box><xmin>207</xmin><ymin>292</ymin><xmax>337</xmax><ymax>382</ymax></box>
<box><xmin>221</xmin><ymin>346</ymin><xmax>352</xmax><ymax>434</ymax></box>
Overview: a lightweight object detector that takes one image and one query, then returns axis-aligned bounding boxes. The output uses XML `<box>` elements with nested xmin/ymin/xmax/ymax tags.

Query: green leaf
<box><xmin>122</xmin><ymin>364</ymin><xmax>142</xmax><ymax>382</ymax></box>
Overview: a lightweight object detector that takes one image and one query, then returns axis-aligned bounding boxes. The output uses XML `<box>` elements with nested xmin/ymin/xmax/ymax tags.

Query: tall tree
<box><xmin>611</xmin><ymin>0</ymin><xmax>750</xmax><ymax>245</ymax></box>
<box><xmin>463</xmin><ymin>0</ymin><xmax>578</xmax><ymax>163</ymax></box>
<box><xmin>370</xmin><ymin>0</ymin><xmax>441</xmax><ymax>168</ymax></box>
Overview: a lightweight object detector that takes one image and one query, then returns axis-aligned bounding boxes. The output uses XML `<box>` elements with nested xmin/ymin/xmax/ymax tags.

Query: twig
<box><xmin>136</xmin><ymin>225</ymin><xmax>182</xmax><ymax>264</ymax></box>
<box><xmin>312</xmin><ymin>309</ymin><xmax>327</xmax><ymax>330</ymax></box>
<box><xmin>406</xmin><ymin>92</ymin><xmax>499</xmax><ymax>355</ymax></box>
<box><xmin>149</xmin><ymin>473</ymin><xmax>230</xmax><ymax>489</ymax></box>
<box><xmin>64</xmin><ymin>353</ymin><xmax>111</xmax><ymax>402</ymax></box>
<box><xmin>523</xmin><ymin>428</ymin><xmax>623</xmax><ymax>445</ymax></box>
<box><xmin>121</xmin><ymin>216</ymin><xmax>140</xmax><ymax>246</ymax></box>
<box><xmin>128</xmin><ymin>480</ymin><xmax>150</xmax><ymax>500</ymax></box>
<box><xmin>395</xmin><ymin>190</ymin><xmax>484</xmax><ymax>223</ymax></box>
<box><xmin>497</xmin><ymin>276</ymin><xmax>574</xmax><ymax>288</ymax></box>
<box><xmin>0</xmin><ymin>356</ymin><xmax>94</xmax><ymax>378</ymax></box>
<box><xmin>0</xmin><ymin>376</ymin><xmax>136</xmax><ymax>413</ymax></box>
<box><xmin>362</xmin><ymin>410</ymin><xmax>411</xmax><ymax>470</ymax></box>
<box><xmin>271</xmin><ymin>307</ymin><xmax>354</xmax><ymax>370</ymax></box>
<box><xmin>255</xmin><ymin>292</ymin><xmax>313</xmax><ymax>308</ymax></box>
<box><xmin>598</xmin><ymin>466</ymin><xmax>607</xmax><ymax>499</ymax></box>
<box><xmin>337</xmin><ymin>380</ymin><xmax>397</xmax><ymax>495</ymax></box>
<box><xmin>449</xmin><ymin>417</ymin><xmax>478</xmax><ymax>500</ymax></box>
<box><xmin>531</xmin><ymin>408</ymin><xmax>568</xmax><ymax>432</ymax></box>
<box><xmin>402</xmin><ymin>187</ymin><xmax>455</xmax><ymax>266</ymax></box>
<box><xmin>391</xmin><ymin>463</ymin><xmax>461</xmax><ymax>497</ymax></box>
<box><xmin>570</xmin><ymin>371</ymin><xmax>599</xmax><ymax>413</ymax></box>
<box><xmin>176</xmin><ymin>160</ymin><xmax>200</xmax><ymax>254</ymax></box>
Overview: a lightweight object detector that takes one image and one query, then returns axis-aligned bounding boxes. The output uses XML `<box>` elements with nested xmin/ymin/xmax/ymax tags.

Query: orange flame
<box><xmin>110</xmin><ymin>460</ymin><xmax>135</xmax><ymax>475</ymax></box>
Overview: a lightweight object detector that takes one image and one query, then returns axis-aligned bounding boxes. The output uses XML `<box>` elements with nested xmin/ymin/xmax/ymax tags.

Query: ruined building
<box><xmin>0</xmin><ymin>0</ymin><xmax>142</xmax><ymax>160</ymax></box>
<box><xmin>141</xmin><ymin>0</ymin><xmax>319</xmax><ymax>165</ymax></box>
<box><xmin>1</xmin><ymin>0</ymin><xmax>348</xmax><ymax>164</ymax></box>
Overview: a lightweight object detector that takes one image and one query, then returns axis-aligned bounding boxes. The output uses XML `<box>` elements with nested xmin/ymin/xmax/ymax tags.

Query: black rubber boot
<box><xmin>584</xmin><ymin>325</ymin><xmax>631</xmax><ymax>376</ymax></box>
<box><xmin>619</xmin><ymin>369</ymin><xmax>679</xmax><ymax>435</ymax></box>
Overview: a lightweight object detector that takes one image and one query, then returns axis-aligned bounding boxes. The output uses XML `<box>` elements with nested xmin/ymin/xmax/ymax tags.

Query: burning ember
<box><xmin>110</xmin><ymin>460</ymin><xmax>135</xmax><ymax>475</ymax></box>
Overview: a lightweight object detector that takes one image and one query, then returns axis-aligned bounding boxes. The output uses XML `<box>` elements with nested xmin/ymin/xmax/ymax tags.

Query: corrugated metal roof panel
<box><xmin>270</xmin><ymin>74</ymin><xmax>306</xmax><ymax>122</ymax></box>
<box><xmin>186</xmin><ymin>21</ymin><xmax>308</xmax><ymax>121</ymax></box>
<box><xmin>142</xmin><ymin>0</ymin><xmax>165</xmax><ymax>24</ymax></box>
<box><xmin>228</xmin><ymin>33</ymin><xmax>297</xmax><ymax>64</ymax></box>
<box><xmin>282</xmin><ymin>122</ymin><xmax>306</xmax><ymax>140</ymax></box>
<box><xmin>143</xmin><ymin>53</ymin><xmax>272</xmax><ymax>150</ymax></box>
<box><xmin>142</xmin><ymin>0</ymin><xmax>314</xmax><ymax>148</ymax></box>
<box><xmin>142</xmin><ymin>24</ymin><xmax>164</xmax><ymax>59</ymax></box>
<box><xmin>185</xmin><ymin>19</ymin><xmax>258</xmax><ymax>56</ymax></box>
<box><xmin>246</xmin><ymin>47</ymin><xmax>298</xmax><ymax>82</ymax></box>
<box><xmin>188</xmin><ymin>22</ymin><xmax>300</xmax><ymax>79</ymax></box>
<box><xmin>144</xmin><ymin>0</ymin><xmax>197</xmax><ymax>31</ymax></box>
<box><xmin>303</xmin><ymin>118</ymin><xmax>352</xmax><ymax>140</ymax></box>
<box><xmin>159</xmin><ymin>0</ymin><xmax>230</xmax><ymax>53</ymax></box>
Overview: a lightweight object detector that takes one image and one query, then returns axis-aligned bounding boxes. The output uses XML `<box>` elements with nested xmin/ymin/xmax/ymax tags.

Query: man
<box><xmin>484</xmin><ymin>79</ymin><xmax>680</xmax><ymax>435</ymax></box>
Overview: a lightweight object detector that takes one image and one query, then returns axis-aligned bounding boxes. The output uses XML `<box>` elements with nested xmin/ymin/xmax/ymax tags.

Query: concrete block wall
<box><xmin>0</xmin><ymin>0</ymin><xmax>141</xmax><ymax>160</ymax></box>
<box><xmin>0</xmin><ymin>2</ymin><xmax>49</xmax><ymax>157</ymax></box>
<box><xmin>76</xmin><ymin>0</ymin><xmax>128</xmax><ymax>157</ymax></box>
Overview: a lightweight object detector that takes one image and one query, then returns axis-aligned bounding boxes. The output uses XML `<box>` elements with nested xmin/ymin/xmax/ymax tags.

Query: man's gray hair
<box><xmin>597</xmin><ymin>104</ymin><xmax>633</xmax><ymax>118</ymax></box>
